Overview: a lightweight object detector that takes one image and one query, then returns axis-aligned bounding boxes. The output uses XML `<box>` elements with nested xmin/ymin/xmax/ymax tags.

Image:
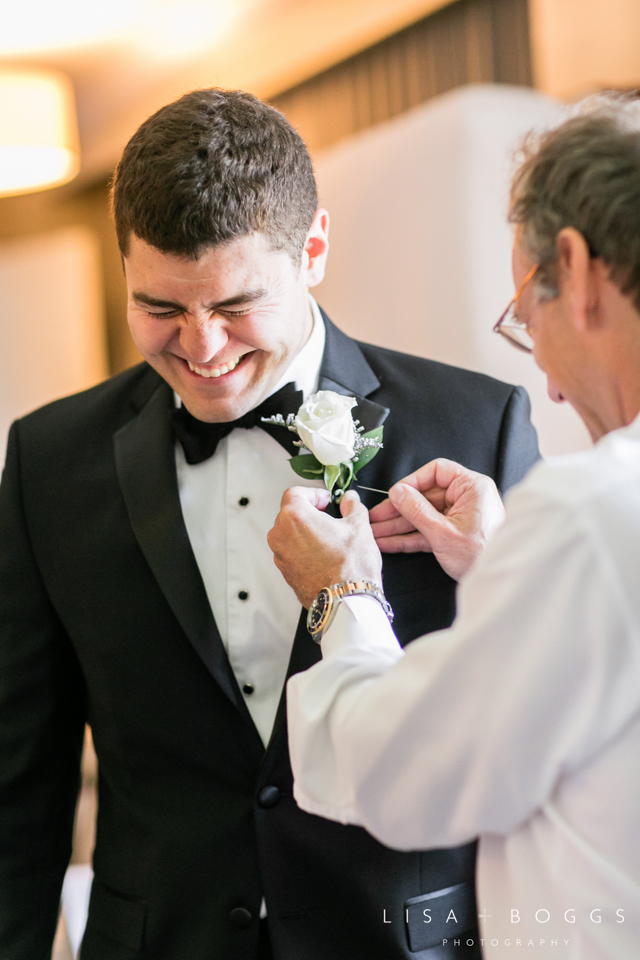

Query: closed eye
<box><xmin>144</xmin><ymin>307</ymin><xmax>253</xmax><ymax>319</ymax></box>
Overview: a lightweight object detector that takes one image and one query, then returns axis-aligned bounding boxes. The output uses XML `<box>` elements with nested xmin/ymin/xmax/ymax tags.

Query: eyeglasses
<box><xmin>493</xmin><ymin>264</ymin><xmax>539</xmax><ymax>353</ymax></box>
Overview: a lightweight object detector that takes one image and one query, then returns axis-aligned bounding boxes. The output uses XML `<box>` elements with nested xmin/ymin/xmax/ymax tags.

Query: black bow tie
<box><xmin>170</xmin><ymin>381</ymin><xmax>304</xmax><ymax>465</ymax></box>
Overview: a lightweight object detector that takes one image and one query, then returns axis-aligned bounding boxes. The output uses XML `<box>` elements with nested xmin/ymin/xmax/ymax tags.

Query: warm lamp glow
<box><xmin>0</xmin><ymin>70</ymin><xmax>80</xmax><ymax>197</ymax></box>
<box><xmin>0</xmin><ymin>0</ymin><xmax>244</xmax><ymax>61</ymax></box>
<box><xmin>140</xmin><ymin>0</ymin><xmax>236</xmax><ymax>59</ymax></box>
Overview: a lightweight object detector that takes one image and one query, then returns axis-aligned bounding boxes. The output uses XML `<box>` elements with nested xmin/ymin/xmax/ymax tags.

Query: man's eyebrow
<box><xmin>212</xmin><ymin>290</ymin><xmax>268</xmax><ymax>308</ymax></box>
<box><xmin>132</xmin><ymin>289</ymin><xmax>268</xmax><ymax>310</ymax></box>
<box><xmin>132</xmin><ymin>293</ymin><xmax>182</xmax><ymax>309</ymax></box>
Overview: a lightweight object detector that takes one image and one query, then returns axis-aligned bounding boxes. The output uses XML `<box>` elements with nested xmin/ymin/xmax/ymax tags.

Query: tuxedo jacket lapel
<box><xmin>114</xmin><ymin>376</ymin><xmax>256</xmax><ymax>729</ymax></box>
<box><xmin>318</xmin><ymin>310</ymin><xmax>390</xmax><ymax>432</ymax></box>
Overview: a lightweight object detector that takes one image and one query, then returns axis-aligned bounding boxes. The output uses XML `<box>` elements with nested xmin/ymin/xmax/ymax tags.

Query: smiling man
<box><xmin>270</xmin><ymin>96</ymin><xmax>640</xmax><ymax>959</ymax></box>
<box><xmin>124</xmin><ymin>228</ymin><xmax>324</xmax><ymax>422</ymax></box>
<box><xmin>0</xmin><ymin>89</ymin><xmax>539</xmax><ymax>960</ymax></box>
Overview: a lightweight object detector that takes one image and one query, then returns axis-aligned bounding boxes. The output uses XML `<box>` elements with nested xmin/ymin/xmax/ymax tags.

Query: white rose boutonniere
<box><xmin>262</xmin><ymin>389</ymin><xmax>383</xmax><ymax>503</ymax></box>
<box><xmin>295</xmin><ymin>392</ymin><xmax>357</xmax><ymax>465</ymax></box>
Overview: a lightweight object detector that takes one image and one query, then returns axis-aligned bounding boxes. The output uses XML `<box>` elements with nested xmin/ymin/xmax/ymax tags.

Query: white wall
<box><xmin>530</xmin><ymin>0</ymin><xmax>640</xmax><ymax>100</ymax></box>
<box><xmin>0</xmin><ymin>225</ymin><xmax>108</xmax><ymax>465</ymax></box>
<box><xmin>313</xmin><ymin>83</ymin><xmax>592</xmax><ymax>457</ymax></box>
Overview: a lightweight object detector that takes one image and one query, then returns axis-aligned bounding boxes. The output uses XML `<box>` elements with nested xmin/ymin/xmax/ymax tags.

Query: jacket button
<box><xmin>258</xmin><ymin>785</ymin><xmax>281</xmax><ymax>808</ymax></box>
<box><xmin>229</xmin><ymin>907</ymin><xmax>253</xmax><ymax>928</ymax></box>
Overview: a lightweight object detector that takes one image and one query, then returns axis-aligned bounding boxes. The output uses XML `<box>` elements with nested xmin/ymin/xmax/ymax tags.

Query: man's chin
<box><xmin>155</xmin><ymin>352</ymin><xmax>288</xmax><ymax>422</ymax></box>
<box><xmin>177</xmin><ymin>386</ymin><xmax>257</xmax><ymax>423</ymax></box>
<box><xmin>176</xmin><ymin>377</ymin><xmax>277</xmax><ymax>423</ymax></box>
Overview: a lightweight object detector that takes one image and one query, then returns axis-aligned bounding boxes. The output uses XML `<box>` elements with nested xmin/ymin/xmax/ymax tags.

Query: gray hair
<box><xmin>509</xmin><ymin>93</ymin><xmax>640</xmax><ymax>311</ymax></box>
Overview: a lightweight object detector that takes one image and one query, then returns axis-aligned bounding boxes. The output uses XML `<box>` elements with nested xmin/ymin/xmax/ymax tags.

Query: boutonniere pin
<box><xmin>262</xmin><ymin>390</ymin><xmax>383</xmax><ymax>503</ymax></box>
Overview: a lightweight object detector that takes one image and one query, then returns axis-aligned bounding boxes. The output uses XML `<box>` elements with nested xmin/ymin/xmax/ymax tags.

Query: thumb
<box><xmin>282</xmin><ymin>485</ymin><xmax>331</xmax><ymax>511</ymax></box>
<box><xmin>390</xmin><ymin>482</ymin><xmax>448</xmax><ymax>538</ymax></box>
<box><xmin>339</xmin><ymin>489</ymin><xmax>367</xmax><ymax>522</ymax></box>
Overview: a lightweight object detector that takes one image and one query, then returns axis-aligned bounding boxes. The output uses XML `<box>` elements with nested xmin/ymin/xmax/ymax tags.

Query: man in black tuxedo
<box><xmin>0</xmin><ymin>88</ymin><xmax>539</xmax><ymax>960</ymax></box>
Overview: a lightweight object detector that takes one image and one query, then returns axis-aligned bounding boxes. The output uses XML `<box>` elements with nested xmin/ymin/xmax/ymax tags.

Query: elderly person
<box><xmin>268</xmin><ymin>96</ymin><xmax>640</xmax><ymax>958</ymax></box>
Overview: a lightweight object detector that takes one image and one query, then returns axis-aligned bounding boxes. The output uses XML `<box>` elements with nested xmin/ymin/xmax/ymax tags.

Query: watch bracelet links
<box><xmin>329</xmin><ymin>579</ymin><xmax>395</xmax><ymax>623</ymax></box>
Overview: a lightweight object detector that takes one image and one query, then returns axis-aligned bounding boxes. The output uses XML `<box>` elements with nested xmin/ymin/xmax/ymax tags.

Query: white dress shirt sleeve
<box><xmin>286</xmin><ymin>465</ymin><xmax>640</xmax><ymax>852</ymax></box>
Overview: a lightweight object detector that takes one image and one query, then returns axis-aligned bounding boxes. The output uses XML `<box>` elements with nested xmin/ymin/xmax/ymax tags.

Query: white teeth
<box><xmin>187</xmin><ymin>356</ymin><xmax>243</xmax><ymax>378</ymax></box>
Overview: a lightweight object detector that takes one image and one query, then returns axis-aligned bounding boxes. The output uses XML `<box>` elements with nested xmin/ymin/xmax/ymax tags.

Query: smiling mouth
<box><xmin>185</xmin><ymin>353</ymin><xmax>250</xmax><ymax>379</ymax></box>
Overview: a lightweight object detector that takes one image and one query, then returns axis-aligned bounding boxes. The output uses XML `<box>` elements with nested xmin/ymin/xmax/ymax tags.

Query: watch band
<box><xmin>306</xmin><ymin>579</ymin><xmax>394</xmax><ymax>642</ymax></box>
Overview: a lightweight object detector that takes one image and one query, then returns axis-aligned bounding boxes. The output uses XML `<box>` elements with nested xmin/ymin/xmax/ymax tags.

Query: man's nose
<box><xmin>179</xmin><ymin>315</ymin><xmax>228</xmax><ymax>362</ymax></box>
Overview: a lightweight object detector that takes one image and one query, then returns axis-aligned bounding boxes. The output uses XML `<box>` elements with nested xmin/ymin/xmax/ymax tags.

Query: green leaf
<box><xmin>333</xmin><ymin>461</ymin><xmax>354</xmax><ymax>502</ymax></box>
<box><xmin>324</xmin><ymin>463</ymin><xmax>341</xmax><ymax>497</ymax></box>
<box><xmin>289</xmin><ymin>454</ymin><xmax>324</xmax><ymax>480</ymax></box>
<box><xmin>352</xmin><ymin>426</ymin><xmax>384</xmax><ymax>474</ymax></box>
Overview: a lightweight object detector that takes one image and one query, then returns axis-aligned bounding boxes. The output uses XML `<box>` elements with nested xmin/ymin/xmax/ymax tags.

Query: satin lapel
<box><xmin>317</xmin><ymin>311</ymin><xmax>390</xmax><ymax>431</ymax></box>
<box><xmin>114</xmin><ymin>380</ymin><xmax>254</xmax><ymax>726</ymax></box>
<box><xmin>268</xmin><ymin>316</ymin><xmax>391</xmax><ymax>747</ymax></box>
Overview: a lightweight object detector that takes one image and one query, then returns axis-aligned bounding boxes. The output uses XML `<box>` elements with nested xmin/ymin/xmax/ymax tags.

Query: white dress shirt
<box><xmin>176</xmin><ymin>296</ymin><xmax>326</xmax><ymax>747</ymax></box>
<box><xmin>287</xmin><ymin>413</ymin><xmax>640</xmax><ymax>958</ymax></box>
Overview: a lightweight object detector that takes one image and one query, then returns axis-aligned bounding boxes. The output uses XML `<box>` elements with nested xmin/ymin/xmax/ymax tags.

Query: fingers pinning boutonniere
<box><xmin>262</xmin><ymin>390</ymin><xmax>383</xmax><ymax>503</ymax></box>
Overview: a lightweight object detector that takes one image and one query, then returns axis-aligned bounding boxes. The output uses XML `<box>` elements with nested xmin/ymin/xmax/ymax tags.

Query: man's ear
<box><xmin>302</xmin><ymin>208</ymin><xmax>330</xmax><ymax>287</ymax></box>
<box><xmin>556</xmin><ymin>227</ymin><xmax>601</xmax><ymax>333</ymax></box>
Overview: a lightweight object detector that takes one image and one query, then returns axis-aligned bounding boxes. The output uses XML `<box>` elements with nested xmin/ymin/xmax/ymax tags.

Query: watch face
<box><xmin>307</xmin><ymin>588</ymin><xmax>332</xmax><ymax>634</ymax></box>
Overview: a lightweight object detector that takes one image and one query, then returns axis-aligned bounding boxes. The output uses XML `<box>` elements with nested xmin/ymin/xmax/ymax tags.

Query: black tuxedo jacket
<box><xmin>0</xmin><ymin>315</ymin><xmax>539</xmax><ymax>960</ymax></box>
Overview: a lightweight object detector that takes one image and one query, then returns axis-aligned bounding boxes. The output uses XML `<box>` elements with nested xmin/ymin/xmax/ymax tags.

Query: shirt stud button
<box><xmin>243</xmin><ymin>682</ymin><xmax>255</xmax><ymax>695</ymax></box>
<box><xmin>258</xmin><ymin>786</ymin><xmax>281</xmax><ymax>808</ymax></box>
<box><xmin>239</xmin><ymin>496</ymin><xmax>249</xmax><ymax>506</ymax></box>
<box><xmin>229</xmin><ymin>907</ymin><xmax>253</xmax><ymax>928</ymax></box>
<box><xmin>238</xmin><ymin>590</ymin><xmax>249</xmax><ymax>601</ymax></box>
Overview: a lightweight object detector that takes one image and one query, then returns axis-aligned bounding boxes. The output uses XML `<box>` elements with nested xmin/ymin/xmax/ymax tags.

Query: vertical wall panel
<box><xmin>491</xmin><ymin>0</ymin><xmax>533</xmax><ymax>85</ymax></box>
<box><xmin>465</xmin><ymin>3</ymin><xmax>496</xmax><ymax>84</ymax></box>
<box><xmin>273</xmin><ymin>0</ymin><xmax>532</xmax><ymax>154</ymax></box>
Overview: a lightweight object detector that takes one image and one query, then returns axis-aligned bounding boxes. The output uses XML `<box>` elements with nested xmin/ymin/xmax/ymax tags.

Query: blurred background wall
<box><xmin>311</xmin><ymin>83</ymin><xmax>592</xmax><ymax>456</ymax></box>
<box><xmin>1</xmin><ymin>2</ymin><xmax>639</xmax><ymax>955</ymax></box>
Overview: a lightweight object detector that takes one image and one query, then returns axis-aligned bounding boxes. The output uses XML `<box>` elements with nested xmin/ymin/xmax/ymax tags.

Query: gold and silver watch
<box><xmin>306</xmin><ymin>579</ymin><xmax>394</xmax><ymax>642</ymax></box>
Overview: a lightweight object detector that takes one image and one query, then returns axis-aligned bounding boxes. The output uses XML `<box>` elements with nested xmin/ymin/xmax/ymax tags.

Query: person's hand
<box><xmin>268</xmin><ymin>488</ymin><xmax>382</xmax><ymax>608</ymax></box>
<box><xmin>369</xmin><ymin>458</ymin><xmax>505</xmax><ymax>581</ymax></box>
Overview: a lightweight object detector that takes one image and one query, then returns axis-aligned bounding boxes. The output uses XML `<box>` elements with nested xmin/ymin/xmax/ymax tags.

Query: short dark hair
<box><xmin>510</xmin><ymin>94</ymin><xmax>640</xmax><ymax>311</ymax></box>
<box><xmin>111</xmin><ymin>88</ymin><xmax>318</xmax><ymax>263</ymax></box>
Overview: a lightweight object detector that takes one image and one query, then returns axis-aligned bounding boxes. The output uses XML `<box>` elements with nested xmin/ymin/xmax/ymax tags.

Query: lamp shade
<box><xmin>0</xmin><ymin>68</ymin><xmax>80</xmax><ymax>197</ymax></box>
